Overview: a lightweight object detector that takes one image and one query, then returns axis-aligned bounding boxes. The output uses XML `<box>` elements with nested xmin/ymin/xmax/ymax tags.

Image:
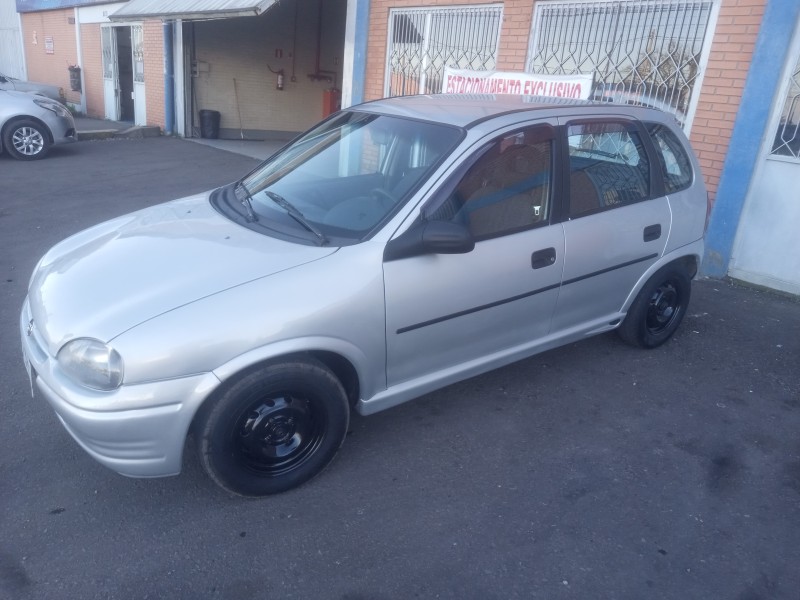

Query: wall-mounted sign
<box><xmin>16</xmin><ymin>0</ymin><xmax>109</xmax><ymax>12</ymax></box>
<box><xmin>442</xmin><ymin>68</ymin><xmax>594</xmax><ymax>100</ymax></box>
<box><xmin>44</xmin><ymin>36</ymin><xmax>54</xmax><ymax>54</ymax></box>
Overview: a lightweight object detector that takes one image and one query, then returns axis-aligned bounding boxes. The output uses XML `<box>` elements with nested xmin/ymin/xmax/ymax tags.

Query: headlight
<box><xmin>57</xmin><ymin>338</ymin><xmax>124</xmax><ymax>391</ymax></box>
<box><xmin>33</xmin><ymin>96</ymin><xmax>70</xmax><ymax>118</ymax></box>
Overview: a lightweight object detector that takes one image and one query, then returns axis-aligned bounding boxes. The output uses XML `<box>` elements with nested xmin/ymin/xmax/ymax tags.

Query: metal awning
<box><xmin>110</xmin><ymin>0</ymin><xmax>277</xmax><ymax>21</ymax></box>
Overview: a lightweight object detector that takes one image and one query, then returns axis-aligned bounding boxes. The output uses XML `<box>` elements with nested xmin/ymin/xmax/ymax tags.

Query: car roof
<box><xmin>356</xmin><ymin>94</ymin><xmax>671</xmax><ymax>129</ymax></box>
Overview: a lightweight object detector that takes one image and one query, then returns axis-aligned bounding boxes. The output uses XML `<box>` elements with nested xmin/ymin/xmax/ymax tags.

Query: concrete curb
<box><xmin>77</xmin><ymin>125</ymin><xmax>162</xmax><ymax>141</ymax></box>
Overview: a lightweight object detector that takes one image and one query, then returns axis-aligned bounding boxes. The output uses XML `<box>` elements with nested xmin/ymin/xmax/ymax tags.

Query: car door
<box><xmin>550</xmin><ymin>117</ymin><xmax>671</xmax><ymax>333</ymax></box>
<box><xmin>383</xmin><ymin>122</ymin><xmax>565</xmax><ymax>387</ymax></box>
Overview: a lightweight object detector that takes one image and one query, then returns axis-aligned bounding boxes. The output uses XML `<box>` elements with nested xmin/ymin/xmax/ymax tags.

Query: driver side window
<box><xmin>430</xmin><ymin>125</ymin><xmax>554</xmax><ymax>240</ymax></box>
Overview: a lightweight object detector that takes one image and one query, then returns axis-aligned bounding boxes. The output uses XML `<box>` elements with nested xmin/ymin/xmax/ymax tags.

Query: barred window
<box><xmin>770</xmin><ymin>50</ymin><xmax>800</xmax><ymax>160</ymax></box>
<box><xmin>527</xmin><ymin>0</ymin><xmax>715</xmax><ymax>129</ymax></box>
<box><xmin>132</xmin><ymin>25</ymin><xmax>145</xmax><ymax>84</ymax></box>
<box><xmin>101</xmin><ymin>27</ymin><xmax>114</xmax><ymax>80</ymax></box>
<box><xmin>385</xmin><ymin>6</ymin><xmax>502</xmax><ymax>98</ymax></box>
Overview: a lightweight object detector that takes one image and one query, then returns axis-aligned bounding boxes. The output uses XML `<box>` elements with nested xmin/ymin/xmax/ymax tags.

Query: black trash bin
<box><xmin>199</xmin><ymin>109</ymin><xmax>221</xmax><ymax>139</ymax></box>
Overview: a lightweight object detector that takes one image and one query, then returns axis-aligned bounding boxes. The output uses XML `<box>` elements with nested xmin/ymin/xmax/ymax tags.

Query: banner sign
<box><xmin>16</xmin><ymin>0</ymin><xmax>110</xmax><ymax>12</ymax></box>
<box><xmin>442</xmin><ymin>68</ymin><xmax>594</xmax><ymax>100</ymax></box>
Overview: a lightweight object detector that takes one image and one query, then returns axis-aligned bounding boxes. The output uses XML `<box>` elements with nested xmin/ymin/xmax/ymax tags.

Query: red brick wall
<box><xmin>364</xmin><ymin>0</ymin><xmax>768</xmax><ymax>201</ymax></box>
<box><xmin>143</xmin><ymin>21</ymin><xmax>165</xmax><ymax>130</ymax></box>
<box><xmin>495</xmin><ymin>0</ymin><xmax>534</xmax><ymax>71</ymax></box>
<box><xmin>688</xmin><ymin>0</ymin><xmax>767</xmax><ymax>199</ymax></box>
<box><xmin>79</xmin><ymin>23</ymin><xmax>104</xmax><ymax>119</ymax></box>
<box><xmin>20</xmin><ymin>9</ymin><xmax>80</xmax><ymax>104</ymax></box>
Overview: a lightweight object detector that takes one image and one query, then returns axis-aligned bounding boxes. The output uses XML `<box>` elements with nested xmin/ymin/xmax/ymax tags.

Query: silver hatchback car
<box><xmin>1</xmin><ymin>89</ymin><xmax>76</xmax><ymax>160</ymax></box>
<box><xmin>21</xmin><ymin>94</ymin><xmax>707</xmax><ymax>496</ymax></box>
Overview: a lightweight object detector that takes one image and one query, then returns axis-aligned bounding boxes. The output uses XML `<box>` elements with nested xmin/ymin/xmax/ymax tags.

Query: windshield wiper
<box><xmin>234</xmin><ymin>180</ymin><xmax>259</xmax><ymax>223</ymax></box>
<box><xmin>264</xmin><ymin>190</ymin><xmax>328</xmax><ymax>245</ymax></box>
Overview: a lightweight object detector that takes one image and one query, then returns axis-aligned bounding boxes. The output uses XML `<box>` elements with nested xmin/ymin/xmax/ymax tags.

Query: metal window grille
<box><xmin>527</xmin><ymin>0</ymin><xmax>715</xmax><ymax>128</ymax></box>
<box><xmin>385</xmin><ymin>5</ymin><xmax>503</xmax><ymax>98</ymax></box>
<box><xmin>770</xmin><ymin>50</ymin><xmax>800</xmax><ymax>160</ymax></box>
<box><xmin>132</xmin><ymin>25</ymin><xmax>145</xmax><ymax>84</ymax></box>
<box><xmin>101</xmin><ymin>27</ymin><xmax>114</xmax><ymax>80</ymax></box>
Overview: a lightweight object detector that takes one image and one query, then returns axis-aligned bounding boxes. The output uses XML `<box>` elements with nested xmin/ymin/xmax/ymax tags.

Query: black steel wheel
<box><xmin>195</xmin><ymin>358</ymin><xmax>349</xmax><ymax>496</ymax></box>
<box><xmin>618</xmin><ymin>264</ymin><xmax>691</xmax><ymax>349</ymax></box>
<box><xmin>3</xmin><ymin>119</ymin><xmax>51</xmax><ymax>160</ymax></box>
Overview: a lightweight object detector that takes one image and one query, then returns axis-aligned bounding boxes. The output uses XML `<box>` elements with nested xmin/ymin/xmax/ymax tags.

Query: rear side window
<box><xmin>567</xmin><ymin>121</ymin><xmax>651</xmax><ymax>217</ymax></box>
<box><xmin>646</xmin><ymin>123</ymin><xmax>694</xmax><ymax>193</ymax></box>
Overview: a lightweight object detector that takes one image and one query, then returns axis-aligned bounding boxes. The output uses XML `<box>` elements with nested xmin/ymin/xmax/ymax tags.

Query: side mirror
<box><xmin>384</xmin><ymin>219</ymin><xmax>475</xmax><ymax>261</ymax></box>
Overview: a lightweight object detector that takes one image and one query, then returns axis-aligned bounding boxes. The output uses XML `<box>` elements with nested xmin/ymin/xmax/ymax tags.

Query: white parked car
<box><xmin>1</xmin><ymin>89</ymin><xmax>76</xmax><ymax>160</ymax></box>
<box><xmin>21</xmin><ymin>94</ymin><xmax>707</xmax><ymax>496</ymax></box>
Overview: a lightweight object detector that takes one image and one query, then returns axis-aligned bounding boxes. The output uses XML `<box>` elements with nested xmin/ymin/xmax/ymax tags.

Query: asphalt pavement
<box><xmin>1</xmin><ymin>136</ymin><xmax>799</xmax><ymax>600</ymax></box>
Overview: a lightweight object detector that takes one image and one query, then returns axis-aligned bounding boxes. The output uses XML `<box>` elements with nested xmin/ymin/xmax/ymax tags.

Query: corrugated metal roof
<box><xmin>110</xmin><ymin>0</ymin><xmax>277</xmax><ymax>21</ymax></box>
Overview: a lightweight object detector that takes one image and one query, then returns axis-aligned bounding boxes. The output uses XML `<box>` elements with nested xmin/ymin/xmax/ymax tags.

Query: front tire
<box><xmin>195</xmin><ymin>358</ymin><xmax>350</xmax><ymax>496</ymax></box>
<box><xmin>3</xmin><ymin>119</ymin><xmax>51</xmax><ymax>160</ymax></box>
<box><xmin>618</xmin><ymin>264</ymin><xmax>691</xmax><ymax>349</ymax></box>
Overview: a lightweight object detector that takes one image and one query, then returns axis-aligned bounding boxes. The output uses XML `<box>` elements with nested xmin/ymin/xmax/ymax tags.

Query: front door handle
<box><xmin>643</xmin><ymin>224</ymin><xmax>662</xmax><ymax>242</ymax></box>
<box><xmin>531</xmin><ymin>247</ymin><xmax>556</xmax><ymax>269</ymax></box>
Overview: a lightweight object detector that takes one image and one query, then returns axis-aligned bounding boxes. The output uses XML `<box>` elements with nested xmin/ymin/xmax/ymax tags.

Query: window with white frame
<box><xmin>385</xmin><ymin>5</ymin><xmax>503</xmax><ymax>98</ymax></box>
<box><xmin>770</xmin><ymin>49</ymin><xmax>800</xmax><ymax>161</ymax></box>
<box><xmin>132</xmin><ymin>25</ymin><xmax>145</xmax><ymax>84</ymax></box>
<box><xmin>527</xmin><ymin>0</ymin><xmax>716</xmax><ymax>129</ymax></box>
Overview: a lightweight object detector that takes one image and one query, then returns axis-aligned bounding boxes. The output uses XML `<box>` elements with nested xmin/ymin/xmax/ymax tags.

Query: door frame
<box><xmin>101</xmin><ymin>22</ymin><xmax>146</xmax><ymax>125</ymax></box>
<box><xmin>101</xmin><ymin>24</ymin><xmax>119</xmax><ymax>120</ymax></box>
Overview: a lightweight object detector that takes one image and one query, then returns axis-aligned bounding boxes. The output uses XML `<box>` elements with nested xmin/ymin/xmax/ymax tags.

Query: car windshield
<box><xmin>237</xmin><ymin>110</ymin><xmax>462</xmax><ymax>242</ymax></box>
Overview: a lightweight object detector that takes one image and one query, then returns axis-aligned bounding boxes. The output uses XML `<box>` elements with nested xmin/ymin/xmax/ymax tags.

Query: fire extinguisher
<box><xmin>276</xmin><ymin>69</ymin><xmax>284</xmax><ymax>91</ymax></box>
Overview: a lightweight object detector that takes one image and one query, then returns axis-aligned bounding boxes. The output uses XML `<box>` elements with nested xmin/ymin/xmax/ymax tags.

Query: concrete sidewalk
<box><xmin>73</xmin><ymin>115</ymin><xmax>157</xmax><ymax>140</ymax></box>
<box><xmin>73</xmin><ymin>115</ymin><xmax>282</xmax><ymax>161</ymax></box>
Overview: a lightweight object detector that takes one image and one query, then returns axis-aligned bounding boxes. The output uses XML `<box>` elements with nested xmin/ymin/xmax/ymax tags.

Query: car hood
<box><xmin>0</xmin><ymin>79</ymin><xmax>62</xmax><ymax>102</ymax></box>
<box><xmin>28</xmin><ymin>192</ymin><xmax>337</xmax><ymax>353</ymax></box>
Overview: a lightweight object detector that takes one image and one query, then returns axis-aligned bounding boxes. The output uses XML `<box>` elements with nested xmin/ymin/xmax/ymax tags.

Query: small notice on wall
<box><xmin>44</xmin><ymin>36</ymin><xmax>54</xmax><ymax>54</ymax></box>
<box><xmin>442</xmin><ymin>68</ymin><xmax>593</xmax><ymax>100</ymax></box>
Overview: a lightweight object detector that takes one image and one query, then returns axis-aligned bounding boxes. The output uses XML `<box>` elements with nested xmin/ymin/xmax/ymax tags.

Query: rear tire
<box><xmin>3</xmin><ymin>119</ymin><xmax>51</xmax><ymax>160</ymax></box>
<box><xmin>195</xmin><ymin>358</ymin><xmax>349</xmax><ymax>496</ymax></box>
<box><xmin>618</xmin><ymin>264</ymin><xmax>691</xmax><ymax>349</ymax></box>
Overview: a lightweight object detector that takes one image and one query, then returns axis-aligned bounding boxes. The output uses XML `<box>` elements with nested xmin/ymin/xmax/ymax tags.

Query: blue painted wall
<box><xmin>702</xmin><ymin>0</ymin><xmax>800</xmax><ymax>277</ymax></box>
<box><xmin>350</xmin><ymin>0</ymin><xmax>370</xmax><ymax>105</ymax></box>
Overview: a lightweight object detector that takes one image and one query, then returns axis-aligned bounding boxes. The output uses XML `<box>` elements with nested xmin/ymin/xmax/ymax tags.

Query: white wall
<box><xmin>77</xmin><ymin>2</ymin><xmax>126</xmax><ymax>24</ymax></box>
<box><xmin>0</xmin><ymin>0</ymin><xmax>25</xmax><ymax>78</ymax></box>
<box><xmin>729</xmin><ymin>17</ymin><xmax>800</xmax><ymax>296</ymax></box>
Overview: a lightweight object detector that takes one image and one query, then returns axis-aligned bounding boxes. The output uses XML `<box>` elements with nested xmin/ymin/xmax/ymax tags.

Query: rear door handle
<box><xmin>643</xmin><ymin>224</ymin><xmax>661</xmax><ymax>242</ymax></box>
<box><xmin>531</xmin><ymin>247</ymin><xmax>556</xmax><ymax>269</ymax></box>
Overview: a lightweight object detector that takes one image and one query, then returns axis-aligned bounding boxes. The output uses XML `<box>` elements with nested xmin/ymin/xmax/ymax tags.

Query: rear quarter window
<box><xmin>646</xmin><ymin>123</ymin><xmax>694</xmax><ymax>193</ymax></box>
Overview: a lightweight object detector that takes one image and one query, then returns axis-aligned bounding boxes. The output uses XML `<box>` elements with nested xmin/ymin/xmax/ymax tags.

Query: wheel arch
<box><xmin>189</xmin><ymin>343</ymin><xmax>367</xmax><ymax>435</ymax></box>
<box><xmin>621</xmin><ymin>247</ymin><xmax>701</xmax><ymax>313</ymax></box>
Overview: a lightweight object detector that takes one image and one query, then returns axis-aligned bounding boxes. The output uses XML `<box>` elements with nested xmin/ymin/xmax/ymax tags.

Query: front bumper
<box><xmin>20</xmin><ymin>299</ymin><xmax>220</xmax><ymax>478</ymax></box>
<box><xmin>49</xmin><ymin>112</ymin><xmax>76</xmax><ymax>145</ymax></box>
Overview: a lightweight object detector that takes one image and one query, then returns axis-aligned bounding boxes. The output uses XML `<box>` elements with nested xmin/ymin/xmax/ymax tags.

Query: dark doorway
<box><xmin>116</xmin><ymin>27</ymin><xmax>135</xmax><ymax>122</ymax></box>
